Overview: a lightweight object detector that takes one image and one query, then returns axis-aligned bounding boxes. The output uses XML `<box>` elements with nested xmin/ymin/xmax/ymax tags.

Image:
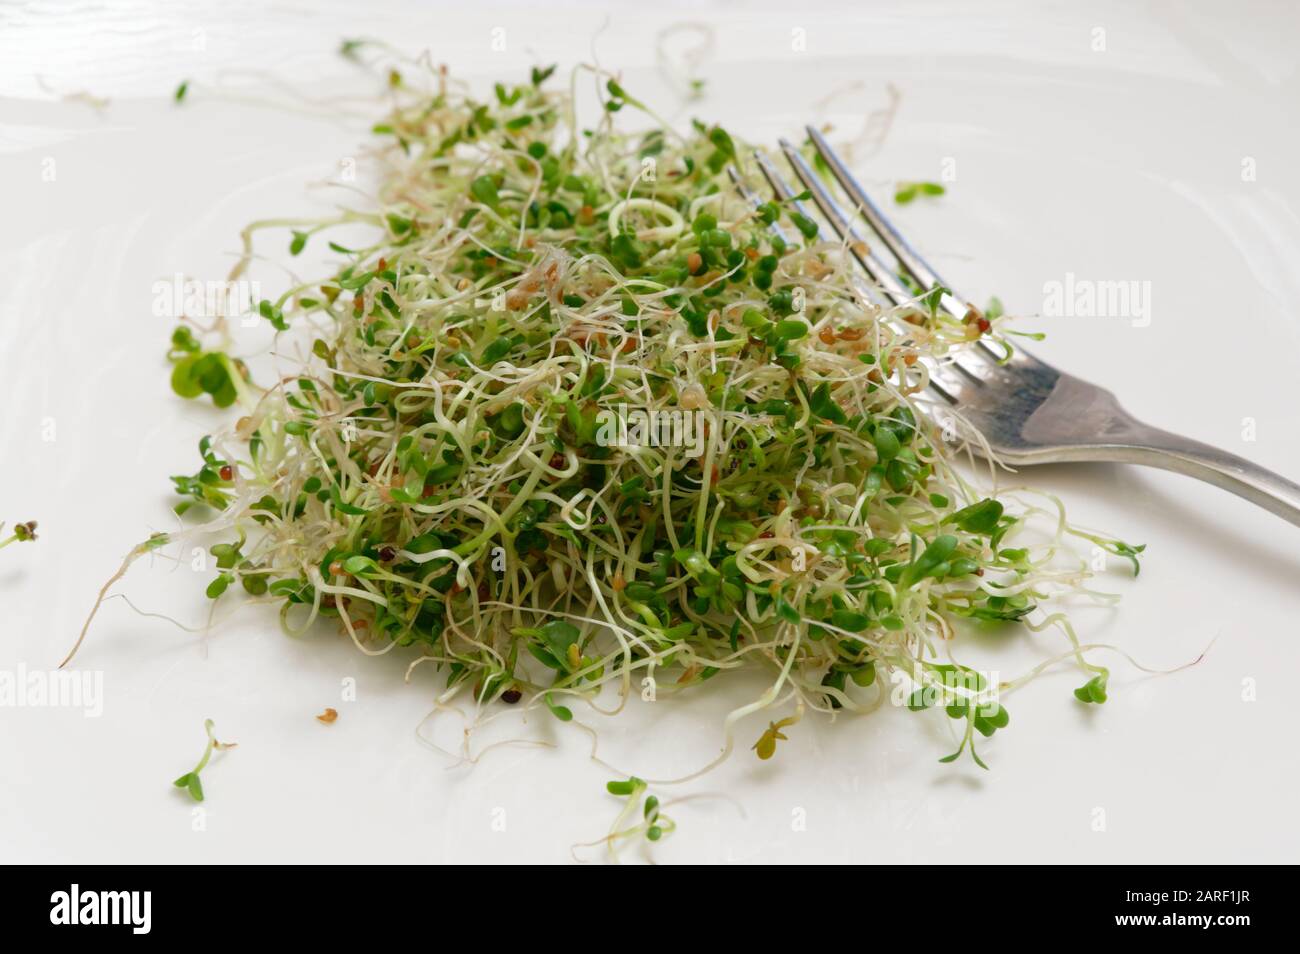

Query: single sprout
<box><xmin>339</xmin><ymin>38</ymin><xmax>369</xmax><ymax>60</ymax></box>
<box><xmin>604</xmin><ymin>777</ymin><xmax>675</xmax><ymax>852</ymax></box>
<box><xmin>894</xmin><ymin>181</ymin><xmax>946</xmax><ymax>205</ymax></box>
<box><xmin>174</xmin><ymin>80</ymin><xmax>189</xmax><ymax>103</ymax></box>
<box><xmin>753</xmin><ymin>715</ymin><xmax>799</xmax><ymax>760</ymax></box>
<box><xmin>0</xmin><ymin>520</ymin><xmax>38</xmax><ymax>550</ymax></box>
<box><xmin>171</xmin><ymin>718</ymin><xmax>234</xmax><ymax>802</ymax></box>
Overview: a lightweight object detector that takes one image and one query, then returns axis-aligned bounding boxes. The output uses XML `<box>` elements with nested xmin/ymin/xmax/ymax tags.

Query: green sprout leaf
<box><xmin>1075</xmin><ymin>672</ymin><xmax>1109</xmax><ymax>705</ymax></box>
<box><xmin>895</xmin><ymin>180</ymin><xmax>945</xmax><ymax>204</ymax></box>
<box><xmin>544</xmin><ymin>692</ymin><xmax>573</xmax><ymax>722</ymax></box>
<box><xmin>950</xmin><ymin>498</ymin><xmax>1004</xmax><ymax>535</ymax></box>
<box><xmin>470</xmin><ymin>175</ymin><xmax>499</xmax><ymax>206</ymax></box>
<box><xmin>752</xmin><ymin>715</ymin><xmax>799</xmax><ymax>760</ymax></box>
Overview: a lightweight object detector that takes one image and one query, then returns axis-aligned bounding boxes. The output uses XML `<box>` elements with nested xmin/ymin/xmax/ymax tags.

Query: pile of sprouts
<box><xmin>71</xmin><ymin>61</ymin><xmax>1145</xmax><ymax>823</ymax></box>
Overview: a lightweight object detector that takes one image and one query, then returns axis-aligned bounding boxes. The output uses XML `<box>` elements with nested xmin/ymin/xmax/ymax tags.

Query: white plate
<box><xmin>3</xmin><ymin>0</ymin><xmax>1299</xmax><ymax>863</ymax></box>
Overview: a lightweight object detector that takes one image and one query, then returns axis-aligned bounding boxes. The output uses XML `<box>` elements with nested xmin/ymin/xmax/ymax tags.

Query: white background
<box><xmin>2</xmin><ymin>0</ymin><xmax>1299</xmax><ymax>863</ymax></box>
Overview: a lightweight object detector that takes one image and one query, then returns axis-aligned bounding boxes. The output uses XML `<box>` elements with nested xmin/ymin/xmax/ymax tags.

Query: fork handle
<box><xmin>1105</xmin><ymin>426</ymin><xmax>1300</xmax><ymax>527</ymax></box>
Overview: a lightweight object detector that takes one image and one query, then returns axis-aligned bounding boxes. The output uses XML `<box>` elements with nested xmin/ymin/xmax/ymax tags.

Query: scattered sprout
<box><xmin>1074</xmin><ymin>670</ymin><xmax>1109</xmax><ymax>704</ymax></box>
<box><xmin>1069</xmin><ymin>529</ymin><xmax>1147</xmax><ymax>576</ymax></box>
<box><xmin>339</xmin><ymin>38</ymin><xmax>368</xmax><ymax>60</ymax></box>
<box><xmin>753</xmin><ymin>715</ymin><xmax>799</xmax><ymax>760</ymax></box>
<box><xmin>0</xmin><ymin>520</ymin><xmax>38</xmax><ymax>551</ymax></box>
<box><xmin>602</xmin><ymin>777</ymin><xmax>675</xmax><ymax>854</ymax></box>
<box><xmin>167</xmin><ymin>326</ymin><xmax>247</xmax><ymax>408</ymax></box>
<box><xmin>171</xmin><ymin>718</ymin><xmax>234</xmax><ymax>802</ymax></box>
<box><xmin>894</xmin><ymin>181</ymin><xmax>946</xmax><ymax>204</ymax></box>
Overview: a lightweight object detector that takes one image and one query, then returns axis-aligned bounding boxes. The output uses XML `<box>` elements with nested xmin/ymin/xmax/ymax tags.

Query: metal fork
<box><xmin>729</xmin><ymin>128</ymin><xmax>1300</xmax><ymax>527</ymax></box>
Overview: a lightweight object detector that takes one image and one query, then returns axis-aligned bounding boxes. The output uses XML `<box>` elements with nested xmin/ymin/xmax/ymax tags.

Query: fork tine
<box><xmin>752</xmin><ymin>150</ymin><xmax>914</xmax><ymax>315</ymax></box>
<box><xmin>727</xmin><ymin>165</ymin><xmax>793</xmax><ymax>246</ymax></box>
<box><xmin>772</xmin><ymin>140</ymin><xmax>915</xmax><ymax>306</ymax></box>
<box><xmin>773</xmin><ymin>143</ymin><xmax>993</xmax><ymax>390</ymax></box>
<box><xmin>752</xmin><ymin>151</ymin><xmax>819</xmax><ymax>228</ymax></box>
<box><xmin>733</xmin><ymin>158</ymin><xmax>972</xmax><ymax>405</ymax></box>
<box><xmin>804</xmin><ymin>126</ymin><xmax>975</xmax><ymax>321</ymax></box>
<box><xmin>805</xmin><ymin>127</ymin><xmax>1012</xmax><ymax>368</ymax></box>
